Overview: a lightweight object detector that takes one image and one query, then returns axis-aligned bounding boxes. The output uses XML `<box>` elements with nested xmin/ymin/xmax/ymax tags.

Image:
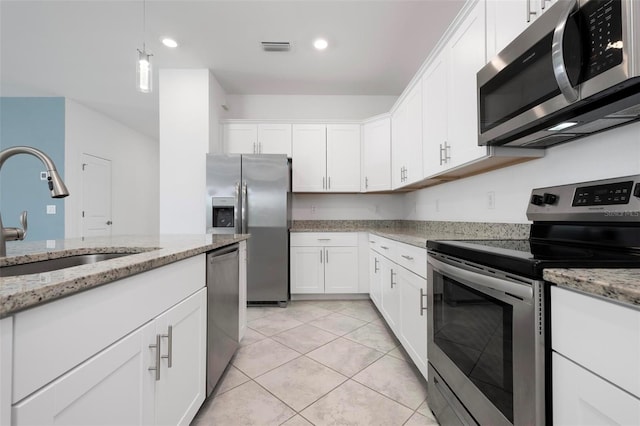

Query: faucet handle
<box><xmin>17</xmin><ymin>211</ymin><xmax>27</xmax><ymax>240</ymax></box>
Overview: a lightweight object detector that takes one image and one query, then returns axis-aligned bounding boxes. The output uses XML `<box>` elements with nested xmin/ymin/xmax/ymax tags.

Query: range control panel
<box><xmin>527</xmin><ymin>175</ymin><xmax>640</xmax><ymax>222</ymax></box>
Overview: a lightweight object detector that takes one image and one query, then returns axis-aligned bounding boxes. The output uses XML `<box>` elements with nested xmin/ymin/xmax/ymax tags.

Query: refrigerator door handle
<box><xmin>234</xmin><ymin>182</ymin><xmax>240</xmax><ymax>234</ymax></box>
<box><xmin>241</xmin><ymin>181</ymin><xmax>248</xmax><ymax>234</ymax></box>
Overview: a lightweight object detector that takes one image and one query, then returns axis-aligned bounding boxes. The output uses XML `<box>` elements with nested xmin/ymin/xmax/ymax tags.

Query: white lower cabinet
<box><xmin>369</xmin><ymin>234</ymin><xmax>428</xmax><ymax>379</ymax></box>
<box><xmin>398</xmin><ymin>268</ymin><xmax>427</xmax><ymax>377</ymax></box>
<box><xmin>13</xmin><ymin>289</ymin><xmax>206</xmax><ymax>426</ymax></box>
<box><xmin>551</xmin><ymin>286</ymin><xmax>640</xmax><ymax>424</ymax></box>
<box><xmin>290</xmin><ymin>233</ymin><xmax>360</xmax><ymax>295</ymax></box>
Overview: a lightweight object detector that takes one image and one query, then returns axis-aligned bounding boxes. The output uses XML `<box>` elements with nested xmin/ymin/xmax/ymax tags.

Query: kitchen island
<box><xmin>0</xmin><ymin>234</ymin><xmax>248</xmax><ymax>426</ymax></box>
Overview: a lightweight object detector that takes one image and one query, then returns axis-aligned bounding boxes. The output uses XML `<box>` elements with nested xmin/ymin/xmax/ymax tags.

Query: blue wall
<box><xmin>0</xmin><ymin>98</ymin><xmax>66</xmax><ymax>241</ymax></box>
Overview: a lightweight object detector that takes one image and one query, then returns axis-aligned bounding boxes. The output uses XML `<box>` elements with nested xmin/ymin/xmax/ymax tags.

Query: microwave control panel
<box><xmin>581</xmin><ymin>0</ymin><xmax>623</xmax><ymax>80</ymax></box>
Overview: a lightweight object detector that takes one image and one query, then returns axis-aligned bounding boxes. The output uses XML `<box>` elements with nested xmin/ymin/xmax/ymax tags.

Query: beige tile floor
<box><xmin>191</xmin><ymin>300</ymin><xmax>439</xmax><ymax>426</ymax></box>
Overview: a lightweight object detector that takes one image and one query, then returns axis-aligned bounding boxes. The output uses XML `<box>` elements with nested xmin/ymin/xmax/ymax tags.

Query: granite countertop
<box><xmin>0</xmin><ymin>234</ymin><xmax>249</xmax><ymax>318</ymax></box>
<box><xmin>544</xmin><ymin>268</ymin><xmax>640</xmax><ymax>309</ymax></box>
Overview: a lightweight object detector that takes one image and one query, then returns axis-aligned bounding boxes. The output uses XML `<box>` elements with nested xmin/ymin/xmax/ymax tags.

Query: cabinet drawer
<box><xmin>290</xmin><ymin>232</ymin><xmax>357</xmax><ymax>247</ymax></box>
<box><xmin>369</xmin><ymin>235</ymin><xmax>395</xmax><ymax>259</ymax></box>
<box><xmin>395</xmin><ymin>243</ymin><xmax>427</xmax><ymax>278</ymax></box>
<box><xmin>551</xmin><ymin>286</ymin><xmax>640</xmax><ymax>399</ymax></box>
<box><xmin>12</xmin><ymin>255</ymin><xmax>205</xmax><ymax>403</ymax></box>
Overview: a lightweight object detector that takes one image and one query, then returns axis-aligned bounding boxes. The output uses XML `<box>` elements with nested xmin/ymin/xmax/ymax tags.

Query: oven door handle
<box><xmin>428</xmin><ymin>255</ymin><xmax>533</xmax><ymax>301</ymax></box>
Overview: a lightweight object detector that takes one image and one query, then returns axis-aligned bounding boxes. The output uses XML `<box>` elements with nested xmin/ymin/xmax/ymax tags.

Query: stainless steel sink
<box><xmin>1</xmin><ymin>253</ymin><xmax>134</xmax><ymax>277</ymax></box>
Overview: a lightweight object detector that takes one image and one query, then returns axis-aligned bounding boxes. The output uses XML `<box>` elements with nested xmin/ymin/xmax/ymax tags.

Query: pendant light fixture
<box><xmin>136</xmin><ymin>0</ymin><xmax>152</xmax><ymax>93</ymax></box>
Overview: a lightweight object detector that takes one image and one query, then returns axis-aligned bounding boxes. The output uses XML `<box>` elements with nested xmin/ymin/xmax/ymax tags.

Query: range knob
<box><xmin>543</xmin><ymin>193</ymin><xmax>558</xmax><ymax>205</ymax></box>
<box><xmin>530</xmin><ymin>194</ymin><xmax>544</xmax><ymax>206</ymax></box>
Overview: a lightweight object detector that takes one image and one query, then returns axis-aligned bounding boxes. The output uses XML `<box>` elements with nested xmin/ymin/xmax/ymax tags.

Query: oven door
<box><xmin>427</xmin><ymin>253</ymin><xmax>545</xmax><ymax>426</ymax></box>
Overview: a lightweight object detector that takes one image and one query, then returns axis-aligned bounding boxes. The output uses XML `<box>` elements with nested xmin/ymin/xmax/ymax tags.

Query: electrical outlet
<box><xmin>487</xmin><ymin>191</ymin><xmax>496</xmax><ymax>210</ymax></box>
<box><xmin>46</xmin><ymin>205</ymin><xmax>56</xmax><ymax>215</ymax></box>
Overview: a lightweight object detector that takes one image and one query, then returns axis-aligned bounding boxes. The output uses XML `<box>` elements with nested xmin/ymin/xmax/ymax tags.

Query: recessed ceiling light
<box><xmin>162</xmin><ymin>38</ymin><xmax>178</xmax><ymax>48</ymax></box>
<box><xmin>313</xmin><ymin>38</ymin><xmax>328</xmax><ymax>50</ymax></box>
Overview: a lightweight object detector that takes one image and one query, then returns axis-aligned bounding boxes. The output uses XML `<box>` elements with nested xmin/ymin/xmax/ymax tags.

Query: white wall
<box><xmin>209</xmin><ymin>73</ymin><xmax>228</xmax><ymax>154</ymax></box>
<box><xmin>404</xmin><ymin>122</ymin><xmax>640</xmax><ymax>224</ymax></box>
<box><xmin>64</xmin><ymin>99</ymin><xmax>159</xmax><ymax>237</ymax></box>
<box><xmin>159</xmin><ymin>69</ymin><xmax>226</xmax><ymax>233</ymax></box>
<box><xmin>293</xmin><ymin>194</ymin><xmax>404</xmax><ymax>220</ymax></box>
<box><xmin>224</xmin><ymin>94</ymin><xmax>397</xmax><ymax>121</ymax></box>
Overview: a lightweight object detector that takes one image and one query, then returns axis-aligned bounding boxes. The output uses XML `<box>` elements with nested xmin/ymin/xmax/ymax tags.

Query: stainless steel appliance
<box><xmin>477</xmin><ymin>0</ymin><xmax>640</xmax><ymax>148</ymax></box>
<box><xmin>206</xmin><ymin>154</ymin><xmax>290</xmax><ymax>305</ymax></box>
<box><xmin>427</xmin><ymin>175</ymin><xmax>640</xmax><ymax>425</ymax></box>
<box><xmin>206</xmin><ymin>244</ymin><xmax>240</xmax><ymax>397</ymax></box>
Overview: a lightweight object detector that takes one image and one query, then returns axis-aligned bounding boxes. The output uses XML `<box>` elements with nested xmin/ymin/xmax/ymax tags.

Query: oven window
<box><xmin>433</xmin><ymin>275</ymin><xmax>514</xmax><ymax>422</ymax></box>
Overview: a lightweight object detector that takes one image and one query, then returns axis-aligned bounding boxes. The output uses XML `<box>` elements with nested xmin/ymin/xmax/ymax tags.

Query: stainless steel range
<box><xmin>426</xmin><ymin>175</ymin><xmax>640</xmax><ymax>425</ymax></box>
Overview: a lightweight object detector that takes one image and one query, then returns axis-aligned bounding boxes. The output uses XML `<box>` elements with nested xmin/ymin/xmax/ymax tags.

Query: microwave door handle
<box><xmin>234</xmin><ymin>182</ymin><xmax>240</xmax><ymax>234</ymax></box>
<box><xmin>551</xmin><ymin>0</ymin><xmax>579</xmax><ymax>103</ymax></box>
<box><xmin>241</xmin><ymin>181</ymin><xmax>248</xmax><ymax>234</ymax></box>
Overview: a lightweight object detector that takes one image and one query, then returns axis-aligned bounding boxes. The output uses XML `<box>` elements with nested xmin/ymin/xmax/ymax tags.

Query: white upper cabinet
<box><xmin>422</xmin><ymin>54</ymin><xmax>448</xmax><ymax>178</ymax></box>
<box><xmin>292</xmin><ymin>124</ymin><xmax>361</xmax><ymax>193</ymax></box>
<box><xmin>445</xmin><ymin>0</ymin><xmax>488</xmax><ymax>170</ymax></box>
<box><xmin>392</xmin><ymin>81</ymin><xmax>423</xmax><ymax>189</ymax></box>
<box><xmin>223</xmin><ymin>123</ymin><xmax>292</xmax><ymax>156</ymax></box>
<box><xmin>292</xmin><ymin>124</ymin><xmax>327</xmax><ymax>192</ymax></box>
<box><xmin>326</xmin><ymin>124</ymin><xmax>361</xmax><ymax>192</ymax></box>
<box><xmin>362</xmin><ymin>116</ymin><xmax>391</xmax><ymax>192</ymax></box>
<box><xmin>486</xmin><ymin>0</ymin><xmax>557</xmax><ymax>60</ymax></box>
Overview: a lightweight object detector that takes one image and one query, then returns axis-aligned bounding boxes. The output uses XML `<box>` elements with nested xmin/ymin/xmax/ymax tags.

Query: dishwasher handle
<box><xmin>208</xmin><ymin>244</ymin><xmax>240</xmax><ymax>261</ymax></box>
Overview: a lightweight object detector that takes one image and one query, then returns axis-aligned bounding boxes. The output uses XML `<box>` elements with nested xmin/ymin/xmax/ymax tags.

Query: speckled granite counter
<box><xmin>291</xmin><ymin>220</ymin><xmax>531</xmax><ymax>248</ymax></box>
<box><xmin>0</xmin><ymin>234</ymin><xmax>249</xmax><ymax>317</ymax></box>
<box><xmin>544</xmin><ymin>268</ymin><xmax>640</xmax><ymax>309</ymax></box>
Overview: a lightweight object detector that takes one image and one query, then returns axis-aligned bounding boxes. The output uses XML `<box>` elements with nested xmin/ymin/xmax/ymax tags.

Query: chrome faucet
<box><xmin>0</xmin><ymin>146</ymin><xmax>69</xmax><ymax>257</ymax></box>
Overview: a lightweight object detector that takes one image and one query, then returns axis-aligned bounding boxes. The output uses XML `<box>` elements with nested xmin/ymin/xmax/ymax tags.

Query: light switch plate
<box><xmin>46</xmin><ymin>205</ymin><xmax>56</xmax><ymax>215</ymax></box>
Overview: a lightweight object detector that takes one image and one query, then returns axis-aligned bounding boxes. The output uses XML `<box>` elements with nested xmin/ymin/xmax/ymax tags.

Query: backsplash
<box><xmin>291</xmin><ymin>220</ymin><xmax>530</xmax><ymax>240</ymax></box>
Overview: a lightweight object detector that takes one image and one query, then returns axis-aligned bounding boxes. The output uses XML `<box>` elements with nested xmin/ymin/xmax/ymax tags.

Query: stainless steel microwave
<box><xmin>477</xmin><ymin>0</ymin><xmax>640</xmax><ymax>148</ymax></box>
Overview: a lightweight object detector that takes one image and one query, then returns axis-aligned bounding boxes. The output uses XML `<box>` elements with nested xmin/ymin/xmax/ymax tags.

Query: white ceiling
<box><xmin>1</xmin><ymin>0</ymin><xmax>465</xmax><ymax>139</ymax></box>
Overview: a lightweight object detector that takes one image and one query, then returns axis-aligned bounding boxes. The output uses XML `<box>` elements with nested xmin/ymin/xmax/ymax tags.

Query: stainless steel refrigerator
<box><xmin>206</xmin><ymin>154</ymin><xmax>290</xmax><ymax>305</ymax></box>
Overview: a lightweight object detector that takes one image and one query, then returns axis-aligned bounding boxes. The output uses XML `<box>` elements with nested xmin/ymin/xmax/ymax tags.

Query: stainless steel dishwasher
<box><xmin>206</xmin><ymin>244</ymin><xmax>240</xmax><ymax>397</ymax></box>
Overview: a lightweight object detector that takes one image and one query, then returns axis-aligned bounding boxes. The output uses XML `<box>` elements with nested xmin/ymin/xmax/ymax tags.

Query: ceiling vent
<box><xmin>261</xmin><ymin>42</ymin><xmax>291</xmax><ymax>52</ymax></box>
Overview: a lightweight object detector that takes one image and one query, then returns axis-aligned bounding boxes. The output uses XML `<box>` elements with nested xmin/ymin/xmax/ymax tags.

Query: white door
<box><xmin>292</xmin><ymin>125</ymin><xmax>327</xmax><ymax>192</ymax></box>
<box><xmin>81</xmin><ymin>154</ymin><xmax>112</xmax><ymax>238</ymax></box>
<box><xmin>447</xmin><ymin>1</ymin><xmax>488</xmax><ymax>169</ymax></box>
<box><xmin>324</xmin><ymin>247</ymin><xmax>359</xmax><ymax>293</ymax></box>
<box><xmin>422</xmin><ymin>54</ymin><xmax>448</xmax><ymax>177</ymax></box>
<box><xmin>363</xmin><ymin>118</ymin><xmax>391</xmax><ymax>192</ymax></box>
<box><xmin>224</xmin><ymin>123</ymin><xmax>258</xmax><ymax>154</ymax></box>
<box><xmin>155</xmin><ymin>289</ymin><xmax>206</xmax><ymax>426</ymax></box>
<box><xmin>12</xmin><ymin>322</ymin><xmax>155</xmax><ymax>426</ymax></box>
<box><xmin>398</xmin><ymin>268</ymin><xmax>428</xmax><ymax>377</ymax></box>
<box><xmin>326</xmin><ymin>124</ymin><xmax>361</xmax><ymax>192</ymax></box>
<box><xmin>290</xmin><ymin>246</ymin><xmax>325</xmax><ymax>293</ymax></box>
<box><xmin>258</xmin><ymin>124</ymin><xmax>292</xmax><ymax>157</ymax></box>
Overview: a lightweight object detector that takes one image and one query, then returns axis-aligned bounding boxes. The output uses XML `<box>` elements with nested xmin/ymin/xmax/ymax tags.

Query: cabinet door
<box><xmin>398</xmin><ymin>268</ymin><xmax>428</xmax><ymax>378</ymax></box>
<box><xmin>324</xmin><ymin>247</ymin><xmax>359</xmax><ymax>293</ymax></box>
<box><xmin>363</xmin><ymin>118</ymin><xmax>391</xmax><ymax>192</ymax></box>
<box><xmin>13</xmin><ymin>323</ymin><xmax>155</xmax><ymax>426</ymax></box>
<box><xmin>224</xmin><ymin>123</ymin><xmax>258</xmax><ymax>155</ymax></box>
<box><xmin>553</xmin><ymin>352</ymin><xmax>640</xmax><ymax>425</ymax></box>
<box><xmin>290</xmin><ymin>246</ymin><xmax>325</xmax><ymax>293</ymax></box>
<box><xmin>292</xmin><ymin>124</ymin><xmax>327</xmax><ymax>192</ymax></box>
<box><xmin>422</xmin><ymin>54</ymin><xmax>448</xmax><ymax>178</ymax></box>
<box><xmin>326</xmin><ymin>124</ymin><xmax>361</xmax><ymax>192</ymax></box>
<box><xmin>486</xmin><ymin>0</ymin><xmax>531</xmax><ymax>61</ymax></box>
<box><xmin>258</xmin><ymin>124</ymin><xmax>292</xmax><ymax>157</ymax></box>
<box><xmin>446</xmin><ymin>1</ymin><xmax>488</xmax><ymax>169</ymax></box>
<box><xmin>369</xmin><ymin>250</ymin><xmax>383</xmax><ymax>308</ymax></box>
<box><xmin>380</xmin><ymin>259</ymin><xmax>400</xmax><ymax>333</ymax></box>
<box><xmin>391</xmin><ymin>105</ymin><xmax>406</xmax><ymax>189</ymax></box>
<box><xmin>403</xmin><ymin>81</ymin><xmax>423</xmax><ymax>185</ymax></box>
<box><xmin>155</xmin><ymin>289</ymin><xmax>207</xmax><ymax>426</ymax></box>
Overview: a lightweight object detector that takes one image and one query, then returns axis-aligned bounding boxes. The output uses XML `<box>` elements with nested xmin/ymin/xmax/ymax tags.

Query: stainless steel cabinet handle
<box><xmin>439</xmin><ymin>144</ymin><xmax>444</xmax><ymax>165</ymax></box>
<box><xmin>444</xmin><ymin>142</ymin><xmax>451</xmax><ymax>164</ymax></box>
<box><xmin>161</xmin><ymin>325</ymin><xmax>173</xmax><ymax>368</ymax></box>
<box><xmin>420</xmin><ymin>288</ymin><xmax>427</xmax><ymax>316</ymax></box>
<box><xmin>325</xmin><ymin>249</ymin><xmax>329</xmax><ymax>263</ymax></box>
<box><xmin>541</xmin><ymin>0</ymin><xmax>545</xmax><ymax>10</ymax></box>
<box><xmin>148</xmin><ymin>334</ymin><xmax>161</xmax><ymax>381</ymax></box>
<box><xmin>380</xmin><ymin>245</ymin><xmax>389</xmax><ymax>250</ymax></box>
<box><xmin>320</xmin><ymin>249</ymin><xmax>323</xmax><ymax>263</ymax></box>
<box><xmin>551</xmin><ymin>0</ymin><xmax>579</xmax><ymax>103</ymax></box>
<box><xmin>526</xmin><ymin>0</ymin><xmax>537</xmax><ymax>22</ymax></box>
<box><xmin>390</xmin><ymin>270</ymin><xmax>396</xmax><ymax>288</ymax></box>
<box><xmin>374</xmin><ymin>257</ymin><xmax>379</xmax><ymax>273</ymax></box>
<box><xmin>365</xmin><ymin>177</ymin><xmax>369</xmax><ymax>189</ymax></box>
<box><xmin>401</xmin><ymin>255</ymin><xmax>414</xmax><ymax>261</ymax></box>
<box><xmin>328</xmin><ymin>176</ymin><xmax>331</xmax><ymax>189</ymax></box>
<box><xmin>323</xmin><ymin>177</ymin><xmax>326</xmax><ymax>190</ymax></box>
<box><xmin>317</xmin><ymin>238</ymin><xmax>331</xmax><ymax>241</ymax></box>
